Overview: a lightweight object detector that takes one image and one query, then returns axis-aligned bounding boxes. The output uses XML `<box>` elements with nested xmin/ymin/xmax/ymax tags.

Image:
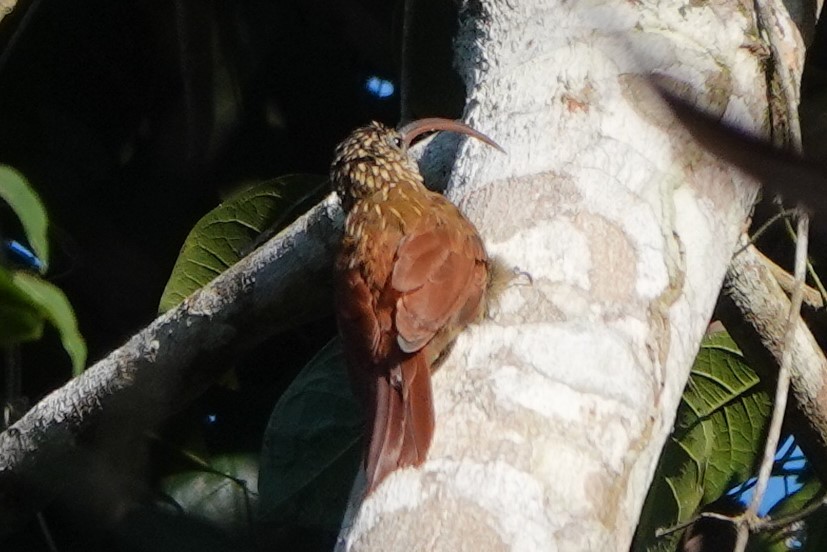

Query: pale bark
<box><xmin>337</xmin><ymin>1</ymin><xmax>802</xmax><ymax>551</ymax></box>
<box><xmin>0</xmin><ymin>0</ymin><xmax>16</xmax><ymax>21</ymax></box>
<box><xmin>0</xmin><ymin>0</ymin><xmax>808</xmax><ymax>547</ymax></box>
<box><xmin>725</xmin><ymin>242</ymin><xmax>827</xmax><ymax>476</ymax></box>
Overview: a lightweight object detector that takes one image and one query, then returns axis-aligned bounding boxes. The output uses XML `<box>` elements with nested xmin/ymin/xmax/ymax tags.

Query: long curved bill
<box><xmin>398</xmin><ymin>118</ymin><xmax>505</xmax><ymax>153</ymax></box>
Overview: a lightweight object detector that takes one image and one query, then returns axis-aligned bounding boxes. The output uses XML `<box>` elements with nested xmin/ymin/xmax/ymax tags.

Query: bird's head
<box><xmin>330</xmin><ymin>118</ymin><xmax>503</xmax><ymax>211</ymax></box>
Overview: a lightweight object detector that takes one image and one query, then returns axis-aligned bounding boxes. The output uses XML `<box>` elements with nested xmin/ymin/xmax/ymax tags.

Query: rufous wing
<box><xmin>336</xmin><ymin>210</ymin><xmax>487</xmax><ymax>493</ymax></box>
<box><xmin>392</xmin><ymin>220</ymin><xmax>488</xmax><ymax>353</ymax></box>
<box><xmin>335</xmin><ymin>247</ymin><xmax>435</xmax><ymax>493</ymax></box>
<box><xmin>364</xmin><ymin>217</ymin><xmax>487</xmax><ymax>489</ymax></box>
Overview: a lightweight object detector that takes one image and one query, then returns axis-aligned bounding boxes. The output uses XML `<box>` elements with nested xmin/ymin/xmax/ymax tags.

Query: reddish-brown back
<box><xmin>331</xmin><ymin>120</ymin><xmax>495</xmax><ymax>492</ymax></box>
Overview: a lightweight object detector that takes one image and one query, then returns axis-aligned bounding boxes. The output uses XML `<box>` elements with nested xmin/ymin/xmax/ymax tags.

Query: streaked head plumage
<box><xmin>330</xmin><ymin>118</ymin><xmax>503</xmax><ymax>211</ymax></box>
<box><xmin>331</xmin><ymin>121</ymin><xmax>418</xmax><ymax>211</ymax></box>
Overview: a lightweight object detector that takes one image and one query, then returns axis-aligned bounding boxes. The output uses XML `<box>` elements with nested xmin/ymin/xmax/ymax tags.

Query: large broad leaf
<box><xmin>161</xmin><ymin>452</ymin><xmax>259</xmax><ymax>536</ymax></box>
<box><xmin>633</xmin><ymin>331</ymin><xmax>773</xmax><ymax>552</ymax></box>
<box><xmin>258</xmin><ymin>337</ymin><xmax>363</xmax><ymax>531</ymax></box>
<box><xmin>0</xmin><ymin>165</ymin><xmax>84</xmax><ymax>374</ymax></box>
<box><xmin>0</xmin><ymin>165</ymin><xmax>49</xmax><ymax>268</ymax></box>
<box><xmin>0</xmin><ymin>266</ymin><xmax>44</xmax><ymax>345</ymax></box>
<box><xmin>11</xmin><ymin>271</ymin><xmax>86</xmax><ymax>375</ymax></box>
<box><xmin>159</xmin><ymin>174</ymin><xmax>325</xmax><ymax>313</ymax></box>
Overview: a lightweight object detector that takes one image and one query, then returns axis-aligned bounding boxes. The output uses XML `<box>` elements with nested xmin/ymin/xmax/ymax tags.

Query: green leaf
<box><xmin>0</xmin><ymin>265</ymin><xmax>44</xmax><ymax>345</ymax></box>
<box><xmin>12</xmin><ymin>271</ymin><xmax>86</xmax><ymax>375</ymax></box>
<box><xmin>162</xmin><ymin>453</ymin><xmax>259</xmax><ymax>536</ymax></box>
<box><xmin>258</xmin><ymin>337</ymin><xmax>363</xmax><ymax>531</ymax></box>
<box><xmin>0</xmin><ymin>165</ymin><xmax>49</xmax><ymax>268</ymax></box>
<box><xmin>753</xmin><ymin>470</ymin><xmax>820</xmax><ymax>551</ymax></box>
<box><xmin>159</xmin><ymin>174</ymin><xmax>326</xmax><ymax>313</ymax></box>
<box><xmin>633</xmin><ymin>331</ymin><xmax>773</xmax><ymax>552</ymax></box>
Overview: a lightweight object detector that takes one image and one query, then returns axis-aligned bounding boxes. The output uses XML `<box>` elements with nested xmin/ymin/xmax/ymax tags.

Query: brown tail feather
<box><xmin>403</xmin><ymin>353</ymin><xmax>435</xmax><ymax>463</ymax></box>
<box><xmin>364</xmin><ymin>353</ymin><xmax>434</xmax><ymax>492</ymax></box>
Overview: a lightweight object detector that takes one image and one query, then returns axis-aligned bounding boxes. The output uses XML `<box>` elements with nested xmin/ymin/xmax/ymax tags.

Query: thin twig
<box><xmin>753</xmin><ymin>247</ymin><xmax>823</xmax><ymax>308</ymax></box>
<box><xmin>656</xmin><ymin>510</ymin><xmax>741</xmax><ymax>539</ymax></box>
<box><xmin>36</xmin><ymin>511</ymin><xmax>58</xmax><ymax>552</ymax></box>
<box><xmin>757</xmin><ymin>493</ymin><xmax>827</xmax><ymax>532</ymax></box>
<box><xmin>782</xmin><ymin>214</ymin><xmax>827</xmax><ymax>306</ymax></box>
<box><xmin>655</xmin><ymin>516</ymin><xmax>696</xmax><ymax>538</ymax></box>
<box><xmin>734</xmin><ymin>213</ymin><xmax>809</xmax><ymax>551</ymax></box>
<box><xmin>806</xmin><ymin>261</ymin><xmax>827</xmax><ymax>308</ymax></box>
<box><xmin>752</xmin><ymin>0</ymin><xmax>803</xmax><ymax>152</ymax></box>
<box><xmin>736</xmin><ymin>208</ymin><xmax>796</xmax><ymax>254</ymax></box>
<box><xmin>736</xmin><ymin>204</ymin><xmax>825</xmax><ymax>308</ymax></box>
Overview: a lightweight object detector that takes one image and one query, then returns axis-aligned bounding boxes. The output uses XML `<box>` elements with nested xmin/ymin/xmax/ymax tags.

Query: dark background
<box><xmin>0</xmin><ymin>0</ymin><xmax>402</xmax><ymax>367</ymax></box>
<box><xmin>3</xmin><ymin>1</ymin><xmax>827</xmax><ymax>551</ymax></box>
<box><xmin>0</xmin><ymin>1</ymin><xmax>412</xmax><ymax>550</ymax></box>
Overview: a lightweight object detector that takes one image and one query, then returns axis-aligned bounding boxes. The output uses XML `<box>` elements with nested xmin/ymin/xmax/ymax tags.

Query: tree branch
<box><xmin>721</xmin><ymin>240</ymin><xmax>827</xmax><ymax>479</ymax></box>
<box><xmin>337</xmin><ymin>1</ymin><xmax>774</xmax><ymax>549</ymax></box>
<box><xmin>0</xmin><ymin>130</ymin><xmax>471</xmax><ymax>533</ymax></box>
<box><xmin>735</xmin><ymin>214</ymin><xmax>809</xmax><ymax>551</ymax></box>
<box><xmin>0</xmin><ymin>194</ymin><xmax>342</xmax><ymax>532</ymax></box>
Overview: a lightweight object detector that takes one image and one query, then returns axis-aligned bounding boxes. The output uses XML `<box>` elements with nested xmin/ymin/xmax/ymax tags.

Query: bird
<box><xmin>331</xmin><ymin>118</ymin><xmax>503</xmax><ymax>493</ymax></box>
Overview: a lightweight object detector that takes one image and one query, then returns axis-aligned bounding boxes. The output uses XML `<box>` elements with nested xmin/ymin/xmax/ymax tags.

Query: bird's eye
<box><xmin>389</xmin><ymin>135</ymin><xmax>403</xmax><ymax>149</ymax></box>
